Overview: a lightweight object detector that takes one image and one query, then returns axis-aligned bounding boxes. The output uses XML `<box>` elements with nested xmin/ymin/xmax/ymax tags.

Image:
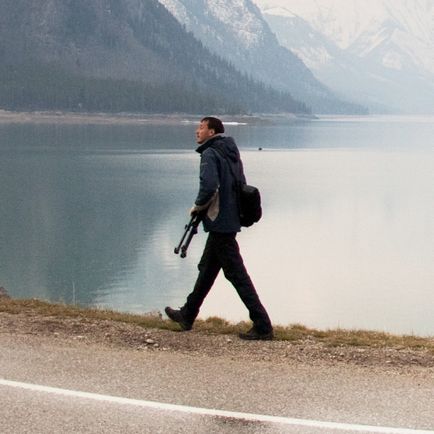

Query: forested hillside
<box><xmin>0</xmin><ymin>0</ymin><xmax>309</xmax><ymax>114</ymax></box>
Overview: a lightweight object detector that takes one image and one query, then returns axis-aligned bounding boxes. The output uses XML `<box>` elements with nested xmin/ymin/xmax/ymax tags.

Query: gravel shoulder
<box><xmin>2</xmin><ymin>307</ymin><xmax>434</xmax><ymax>371</ymax></box>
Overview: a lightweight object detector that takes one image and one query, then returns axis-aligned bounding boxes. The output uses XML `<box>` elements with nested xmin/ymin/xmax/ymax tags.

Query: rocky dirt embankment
<box><xmin>1</xmin><ymin>294</ymin><xmax>434</xmax><ymax>371</ymax></box>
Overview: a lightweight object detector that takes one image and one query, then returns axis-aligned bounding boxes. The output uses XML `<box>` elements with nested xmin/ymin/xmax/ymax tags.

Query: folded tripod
<box><xmin>174</xmin><ymin>213</ymin><xmax>202</xmax><ymax>258</ymax></box>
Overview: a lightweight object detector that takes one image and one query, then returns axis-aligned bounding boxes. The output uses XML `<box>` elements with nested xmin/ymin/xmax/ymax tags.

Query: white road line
<box><xmin>0</xmin><ymin>378</ymin><xmax>432</xmax><ymax>433</ymax></box>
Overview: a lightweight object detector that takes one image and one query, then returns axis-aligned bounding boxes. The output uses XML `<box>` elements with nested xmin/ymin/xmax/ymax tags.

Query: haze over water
<box><xmin>1</xmin><ymin>115</ymin><xmax>433</xmax><ymax>336</ymax></box>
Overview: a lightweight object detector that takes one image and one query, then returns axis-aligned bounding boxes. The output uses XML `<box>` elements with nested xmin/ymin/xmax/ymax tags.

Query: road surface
<box><xmin>1</xmin><ymin>333</ymin><xmax>433</xmax><ymax>433</ymax></box>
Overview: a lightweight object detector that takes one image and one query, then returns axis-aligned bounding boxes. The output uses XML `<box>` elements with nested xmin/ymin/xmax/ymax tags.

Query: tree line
<box><xmin>0</xmin><ymin>62</ymin><xmax>309</xmax><ymax>115</ymax></box>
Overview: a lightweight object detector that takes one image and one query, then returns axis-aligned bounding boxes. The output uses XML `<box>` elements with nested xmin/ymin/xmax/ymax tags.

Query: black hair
<box><xmin>201</xmin><ymin>116</ymin><xmax>225</xmax><ymax>134</ymax></box>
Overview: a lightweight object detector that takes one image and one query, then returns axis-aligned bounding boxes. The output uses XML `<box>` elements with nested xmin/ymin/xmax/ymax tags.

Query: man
<box><xmin>165</xmin><ymin>116</ymin><xmax>273</xmax><ymax>340</ymax></box>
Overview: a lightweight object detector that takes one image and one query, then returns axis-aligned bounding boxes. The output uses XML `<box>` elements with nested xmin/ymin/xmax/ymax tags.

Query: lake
<box><xmin>1</xmin><ymin>115</ymin><xmax>433</xmax><ymax>336</ymax></box>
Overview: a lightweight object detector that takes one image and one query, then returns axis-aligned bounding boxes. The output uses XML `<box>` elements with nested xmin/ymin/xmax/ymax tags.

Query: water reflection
<box><xmin>0</xmin><ymin>149</ymin><xmax>197</xmax><ymax>308</ymax></box>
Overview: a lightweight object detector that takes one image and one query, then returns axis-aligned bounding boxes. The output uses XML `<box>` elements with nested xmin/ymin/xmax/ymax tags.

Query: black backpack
<box><xmin>213</xmin><ymin>147</ymin><xmax>262</xmax><ymax>227</ymax></box>
<box><xmin>237</xmin><ymin>183</ymin><xmax>262</xmax><ymax>227</ymax></box>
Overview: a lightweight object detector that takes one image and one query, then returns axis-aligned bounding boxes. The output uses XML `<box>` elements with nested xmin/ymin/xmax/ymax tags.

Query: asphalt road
<box><xmin>1</xmin><ymin>333</ymin><xmax>434</xmax><ymax>433</ymax></box>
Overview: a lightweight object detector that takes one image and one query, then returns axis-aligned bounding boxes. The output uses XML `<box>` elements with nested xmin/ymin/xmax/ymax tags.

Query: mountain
<box><xmin>253</xmin><ymin>0</ymin><xmax>434</xmax><ymax>113</ymax></box>
<box><xmin>0</xmin><ymin>0</ymin><xmax>307</xmax><ymax>115</ymax></box>
<box><xmin>158</xmin><ymin>0</ymin><xmax>365</xmax><ymax>114</ymax></box>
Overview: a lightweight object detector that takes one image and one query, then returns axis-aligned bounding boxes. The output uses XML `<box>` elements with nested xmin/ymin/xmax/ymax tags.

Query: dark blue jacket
<box><xmin>195</xmin><ymin>135</ymin><xmax>246</xmax><ymax>233</ymax></box>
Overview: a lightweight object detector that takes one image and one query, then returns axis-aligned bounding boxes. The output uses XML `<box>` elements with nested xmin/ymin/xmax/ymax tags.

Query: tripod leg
<box><xmin>180</xmin><ymin>214</ymin><xmax>202</xmax><ymax>257</ymax></box>
<box><xmin>174</xmin><ymin>216</ymin><xmax>194</xmax><ymax>254</ymax></box>
<box><xmin>180</xmin><ymin>225</ymin><xmax>198</xmax><ymax>258</ymax></box>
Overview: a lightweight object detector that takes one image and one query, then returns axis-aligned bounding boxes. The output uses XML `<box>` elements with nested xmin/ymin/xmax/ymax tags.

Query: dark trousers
<box><xmin>182</xmin><ymin>232</ymin><xmax>272</xmax><ymax>333</ymax></box>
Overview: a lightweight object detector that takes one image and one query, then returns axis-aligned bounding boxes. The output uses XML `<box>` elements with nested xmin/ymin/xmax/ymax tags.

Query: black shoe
<box><xmin>164</xmin><ymin>306</ymin><xmax>192</xmax><ymax>331</ymax></box>
<box><xmin>239</xmin><ymin>327</ymin><xmax>273</xmax><ymax>341</ymax></box>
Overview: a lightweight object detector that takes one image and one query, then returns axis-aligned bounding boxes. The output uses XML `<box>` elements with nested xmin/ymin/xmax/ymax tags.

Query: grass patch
<box><xmin>0</xmin><ymin>297</ymin><xmax>170</xmax><ymax>330</ymax></box>
<box><xmin>1</xmin><ymin>297</ymin><xmax>434</xmax><ymax>352</ymax></box>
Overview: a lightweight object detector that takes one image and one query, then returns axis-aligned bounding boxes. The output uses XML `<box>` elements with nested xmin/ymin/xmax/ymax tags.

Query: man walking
<box><xmin>165</xmin><ymin>117</ymin><xmax>273</xmax><ymax>340</ymax></box>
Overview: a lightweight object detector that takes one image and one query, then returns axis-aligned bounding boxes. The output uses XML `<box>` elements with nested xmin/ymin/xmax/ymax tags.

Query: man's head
<box><xmin>196</xmin><ymin>116</ymin><xmax>225</xmax><ymax>144</ymax></box>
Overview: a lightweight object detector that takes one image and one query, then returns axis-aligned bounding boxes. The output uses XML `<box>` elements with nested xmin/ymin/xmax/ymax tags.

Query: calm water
<box><xmin>1</xmin><ymin>116</ymin><xmax>434</xmax><ymax>335</ymax></box>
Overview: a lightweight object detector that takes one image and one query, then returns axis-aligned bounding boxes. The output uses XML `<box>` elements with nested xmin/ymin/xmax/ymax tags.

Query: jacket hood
<box><xmin>196</xmin><ymin>135</ymin><xmax>240</xmax><ymax>162</ymax></box>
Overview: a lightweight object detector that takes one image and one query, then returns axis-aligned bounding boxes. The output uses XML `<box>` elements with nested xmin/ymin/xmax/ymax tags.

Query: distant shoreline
<box><xmin>0</xmin><ymin>109</ymin><xmax>311</xmax><ymax>126</ymax></box>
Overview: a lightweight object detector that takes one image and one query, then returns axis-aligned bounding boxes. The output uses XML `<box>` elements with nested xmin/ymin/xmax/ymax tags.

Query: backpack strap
<box><xmin>210</xmin><ymin>146</ymin><xmax>241</xmax><ymax>184</ymax></box>
<box><xmin>210</xmin><ymin>145</ymin><xmax>242</xmax><ymax>211</ymax></box>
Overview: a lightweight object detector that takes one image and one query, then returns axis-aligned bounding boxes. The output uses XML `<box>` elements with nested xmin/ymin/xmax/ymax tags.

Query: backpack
<box><xmin>212</xmin><ymin>147</ymin><xmax>262</xmax><ymax>227</ymax></box>
<box><xmin>238</xmin><ymin>183</ymin><xmax>262</xmax><ymax>227</ymax></box>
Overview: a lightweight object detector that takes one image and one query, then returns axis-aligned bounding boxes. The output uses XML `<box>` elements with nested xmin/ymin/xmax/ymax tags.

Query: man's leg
<box><xmin>216</xmin><ymin>233</ymin><xmax>273</xmax><ymax>334</ymax></box>
<box><xmin>180</xmin><ymin>233</ymin><xmax>221</xmax><ymax>324</ymax></box>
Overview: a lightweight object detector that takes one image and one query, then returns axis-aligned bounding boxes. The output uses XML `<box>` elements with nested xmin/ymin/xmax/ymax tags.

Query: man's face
<box><xmin>196</xmin><ymin>120</ymin><xmax>215</xmax><ymax>144</ymax></box>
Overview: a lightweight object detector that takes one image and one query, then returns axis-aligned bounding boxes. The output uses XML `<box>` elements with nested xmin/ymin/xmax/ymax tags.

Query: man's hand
<box><xmin>190</xmin><ymin>205</ymin><xmax>200</xmax><ymax>216</ymax></box>
<box><xmin>190</xmin><ymin>203</ymin><xmax>208</xmax><ymax>216</ymax></box>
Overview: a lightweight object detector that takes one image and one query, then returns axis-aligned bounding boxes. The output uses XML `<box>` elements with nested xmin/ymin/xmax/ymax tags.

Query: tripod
<box><xmin>174</xmin><ymin>214</ymin><xmax>202</xmax><ymax>258</ymax></box>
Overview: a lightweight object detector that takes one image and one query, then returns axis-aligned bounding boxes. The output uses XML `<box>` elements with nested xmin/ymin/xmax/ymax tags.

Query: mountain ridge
<box><xmin>158</xmin><ymin>0</ymin><xmax>365</xmax><ymax>114</ymax></box>
<box><xmin>253</xmin><ymin>0</ymin><xmax>434</xmax><ymax>113</ymax></box>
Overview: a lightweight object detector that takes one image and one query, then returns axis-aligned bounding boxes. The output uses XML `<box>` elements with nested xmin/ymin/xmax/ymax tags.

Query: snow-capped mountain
<box><xmin>253</xmin><ymin>0</ymin><xmax>434</xmax><ymax>113</ymax></box>
<box><xmin>158</xmin><ymin>0</ymin><xmax>365</xmax><ymax>113</ymax></box>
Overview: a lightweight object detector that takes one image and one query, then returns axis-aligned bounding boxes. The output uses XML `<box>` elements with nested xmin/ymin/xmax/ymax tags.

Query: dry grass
<box><xmin>1</xmin><ymin>297</ymin><xmax>434</xmax><ymax>352</ymax></box>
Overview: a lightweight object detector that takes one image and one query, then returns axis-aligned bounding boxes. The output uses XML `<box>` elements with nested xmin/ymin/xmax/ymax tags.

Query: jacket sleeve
<box><xmin>195</xmin><ymin>148</ymin><xmax>219</xmax><ymax>207</ymax></box>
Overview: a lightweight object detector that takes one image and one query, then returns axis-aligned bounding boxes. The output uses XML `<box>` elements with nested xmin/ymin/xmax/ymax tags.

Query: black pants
<box><xmin>182</xmin><ymin>232</ymin><xmax>272</xmax><ymax>333</ymax></box>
